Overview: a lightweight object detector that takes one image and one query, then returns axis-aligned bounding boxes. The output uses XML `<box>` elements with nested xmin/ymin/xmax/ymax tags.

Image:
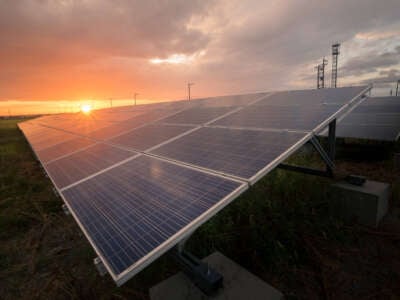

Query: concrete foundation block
<box><xmin>329</xmin><ymin>180</ymin><xmax>390</xmax><ymax>227</ymax></box>
<box><xmin>149</xmin><ymin>252</ymin><xmax>283</xmax><ymax>300</ymax></box>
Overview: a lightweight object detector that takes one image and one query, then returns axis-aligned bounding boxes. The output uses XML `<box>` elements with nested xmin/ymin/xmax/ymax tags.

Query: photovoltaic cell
<box><xmin>37</xmin><ymin>137</ymin><xmax>96</xmax><ymax>163</ymax></box>
<box><xmin>46</xmin><ymin>143</ymin><xmax>136</xmax><ymax>189</ymax></box>
<box><xmin>151</xmin><ymin>127</ymin><xmax>307</xmax><ymax>180</ymax></box>
<box><xmin>352</xmin><ymin>105</ymin><xmax>400</xmax><ymax>114</ymax></box>
<box><xmin>211</xmin><ymin>104</ymin><xmax>340</xmax><ymax>131</ymax></box>
<box><xmin>61</xmin><ymin>155</ymin><xmax>245</xmax><ymax>277</ymax></box>
<box><xmin>254</xmin><ymin>86</ymin><xmax>366</xmax><ymax>106</ymax></box>
<box><xmin>193</xmin><ymin>92</ymin><xmax>269</xmax><ymax>107</ymax></box>
<box><xmin>335</xmin><ymin>124</ymin><xmax>400</xmax><ymax>141</ymax></box>
<box><xmin>88</xmin><ymin>122</ymin><xmax>138</xmax><ymax>140</ymax></box>
<box><xmin>329</xmin><ymin>96</ymin><xmax>400</xmax><ymax>141</ymax></box>
<box><xmin>160</xmin><ymin>106</ymin><xmax>236</xmax><ymax>125</ymax></box>
<box><xmin>29</xmin><ymin>129</ymin><xmax>77</xmax><ymax>151</ymax></box>
<box><xmin>341</xmin><ymin>113</ymin><xmax>400</xmax><ymax>127</ymax></box>
<box><xmin>109</xmin><ymin>124</ymin><xmax>195</xmax><ymax>151</ymax></box>
<box><xmin>361</xmin><ymin>96</ymin><xmax>400</xmax><ymax>106</ymax></box>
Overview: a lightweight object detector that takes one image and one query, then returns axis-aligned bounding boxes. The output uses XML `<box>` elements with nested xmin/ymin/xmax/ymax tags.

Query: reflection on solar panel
<box><xmin>18</xmin><ymin>86</ymin><xmax>369</xmax><ymax>285</ymax></box>
<box><xmin>331</xmin><ymin>96</ymin><xmax>400</xmax><ymax>141</ymax></box>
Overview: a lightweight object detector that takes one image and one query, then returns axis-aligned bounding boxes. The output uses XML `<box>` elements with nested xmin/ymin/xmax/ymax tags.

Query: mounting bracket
<box><xmin>278</xmin><ymin>119</ymin><xmax>336</xmax><ymax>177</ymax></box>
<box><xmin>170</xmin><ymin>241</ymin><xmax>223</xmax><ymax>296</ymax></box>
<box><xmin>61</xmin><ymin>204</ymin><xmax>71</xmax><ymax>215</ymax></box>
<box><xmin>94</xmin><ymin>257</ymin><xmax>107</xmax><ymax>276</ymax></box>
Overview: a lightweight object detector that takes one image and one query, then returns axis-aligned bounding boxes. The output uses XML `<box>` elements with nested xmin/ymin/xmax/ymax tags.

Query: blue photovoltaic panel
<box><xmin>254</xmin><ymin>86</ymin><xmax>367</xmax><ymax>106</ymax></box>
<box><xmin>61</xmin><ymin>155</ymin><xmax>245</xmax><ymax>278</ymax></box>
<box><xmin>18</xmin><ymin>86</ymin><xmax>370</xmax><ymax>286</ymax></box>
<box><xmin>88</xmin><ymin>111</ymin><xmax>177</xmax><ymax>140</ymax></box>
<box><xmin>335</xmin><ymin>124</ymin><xmax>400</xmax><ymax>141</ymax></box>
<box><xmin>29</xmin><ymin>129</ymin><xmax>77</xmax><ymax>151</ymax></box>
<box><xmin>37</xmin><ymin>137</ymin><xmax>96</xmax><ymax>163</ymax></box>
<box><xmin>193</xmin><ymin>93</ymin><xmax>269</xmax><ymax>107</ymax></box>
<box><xmin>152</xmin><ymin>127</ymin><xmax>307</xmax><ymax>180</ymax></box>
<box><xmin>160</xmin><ymin>106</ymin><xmax>235</xmax><ymax>124</ymax></box>
<box><xmin>329</xmin><ymin>96</ymin><xmax>400</xmax><ymax>141</ymax></box>
<box><xmin>361</xmin><ymin>96</ymin><xmax>400</xmax><ymax>106</ymax></box>
<box><xmin>341</xmin><ymin>113</ymin><xmax>400</xmax><ymax>127</ymax></box>
<box><xmin>46</xmin><ymin>143</ymin><xmax>136</xmax><ymax>189</ymax></box>
<box><xmin>352</xmin><ymin>104</ymin><xmax>400</xmax><ymax>114</ymax></box>
<box><xmin>109</xmin><ymin>124</ymin><xmax>195</xmax><ymax>151</ymax></box>
<box><xmin>88</xmin><ymin>122</ymin><xmax>138</xmax><ymax>140</ymax></box>
<box><xmin>211</xmin><ymin>104</ymin><xmax>340</xmax><ymax>131</ymax></box>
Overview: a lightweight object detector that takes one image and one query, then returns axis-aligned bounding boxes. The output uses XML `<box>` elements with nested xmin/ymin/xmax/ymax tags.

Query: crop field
<box><xmin>1</xmin><ymin>117</ymin><xmax>399</xmax><ymax>299</ymax></box>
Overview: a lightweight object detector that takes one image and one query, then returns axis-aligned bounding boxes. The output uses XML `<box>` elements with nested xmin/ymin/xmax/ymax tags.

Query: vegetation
<box><xmin>1</xmin><ymin>118</ymin><xmax>399</xmax><ymax>299</ymax></box>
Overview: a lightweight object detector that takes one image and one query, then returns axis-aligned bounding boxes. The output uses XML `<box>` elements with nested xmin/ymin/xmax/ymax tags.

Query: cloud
<box><xmin>341</xmin><ymin>46</ymin><xmax>400</xmax><ymax>77</ymax></box>
<box><xmin>0</xmin><ymin>0</ymin><xmax>399</xmax><ymax>100</ymax></box>
<box><xmin>361</xmin><ymin>69</ymin><xmax>400</xmax><ymax>84</ymax></box>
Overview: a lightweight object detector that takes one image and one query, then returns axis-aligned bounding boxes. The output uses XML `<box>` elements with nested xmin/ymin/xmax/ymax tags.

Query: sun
<box><xmin>81</xmin><ymin>104</ymin><xmax>92</xmax><ymax>114</ymax></box>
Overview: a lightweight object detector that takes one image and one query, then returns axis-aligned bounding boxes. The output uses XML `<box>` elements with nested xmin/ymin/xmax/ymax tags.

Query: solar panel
<box><xmin>328</xmin><ymin>96</ymin><xmax>400</xmax><ymax>141</ymax></box>
<box><xmin>341</xmin><ymin>113</ymin><xmax>400</xmax><ymax>127</ymax></box>
<box><xmin>61</xmin><ymin>155</ymin><xmax>246</xmax><ymax>285</ymax></box>
<box><xmin>253</xmin><ymin>86</ymin><xmax>367</xmax><ymax>106</ymax></box>
<box><xmin>18</xmin><ymin>85</ymin><xmax>370</xmax><ymax>286</ymax></box>
<box><xmin>335</xmin><ymin>124</ymin><xmax>400</xmax><ymax>141</ymax></box>
<box><xmin>160</xmin><ymin>106</ymin><xmax>238</xmax><ymax>125</ymax></box>
<box><xmin>211</xmin><ymin>104</ymin><xmax>341</xmax><ymax>131</ymax></box>
<box><xmin>37</xmin><ymin>137</ymin><xmax>96</xmax><ymax>163</ymax></box>
<box><xmin>46</xmin><ymin>143</ymin><xmax>136</xmax><ymax>189</ymax></box>
<box><xmin>352</xmin><ymin>104</ymin><xmax>400</xmax><ymax>114</ymax></box>
<box><xmin>108</xmin><ymin>124</ymin><xmax>195</xmax><ymax>151</ymax></box>
<box><xmin>151</xmin><ymin>127</ymin><xmax>307</xmax><ymax>181</ymax></box>
<box><xmin>193</xmin><ymin>92</ymin><xmax>269</xmax><ymax>107</ymax></box>
<box><xmin>28</xmin><ymin>128</ymin><xmax>77</xmax><ymax>151</ymax></box>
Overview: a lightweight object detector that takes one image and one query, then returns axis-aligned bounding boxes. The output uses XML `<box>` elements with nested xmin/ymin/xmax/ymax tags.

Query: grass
<box><xmin>1</xmin><ymin>118</ymin><xmax>399</xmax><ymax>299</ymax></box>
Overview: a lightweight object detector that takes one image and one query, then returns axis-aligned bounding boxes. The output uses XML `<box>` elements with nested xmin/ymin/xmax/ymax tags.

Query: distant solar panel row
<box><xmin>19</xmin><ymin>86</ymin><xmax>369</xmax><ymax>285</ymax></box>
<box><xmin>332</xmin><ymin>96</ymin><xmax>400</xmax><ymax>141</ymax></box>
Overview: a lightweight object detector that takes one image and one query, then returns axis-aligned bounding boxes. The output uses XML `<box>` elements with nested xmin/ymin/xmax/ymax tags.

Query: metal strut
<box><xmin>170</xmin><ymin>241</ymin><xmax>223</xmax><ymax>296</ymax></box>
<box><xmin>278</xmin><ymin>119</ymin><xmax>336</xmax><ymax>177</ymax></box>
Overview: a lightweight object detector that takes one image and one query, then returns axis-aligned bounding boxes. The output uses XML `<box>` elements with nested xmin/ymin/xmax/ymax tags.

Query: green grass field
<box><xmin>1</xmin><ymin>118</ymin><xmax>399</xmax><ymax>299</ymax></box>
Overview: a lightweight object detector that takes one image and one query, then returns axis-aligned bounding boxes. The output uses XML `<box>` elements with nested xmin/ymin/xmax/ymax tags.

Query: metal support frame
<box><xmin>170</xmin><ymin>240</ymin><xmax>223</xmax><ymax>296</ymax></box>
<box><xmin>278</xmin><ymin>119</ymin><xmax>336</xmax><ymax>177</ymax></box>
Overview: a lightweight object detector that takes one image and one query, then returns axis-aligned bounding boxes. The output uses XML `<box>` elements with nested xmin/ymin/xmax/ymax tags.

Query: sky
<box><xmin>0</xmin><ymin>0</ymin><xmax>399</xmax><ymax>115</ymax></box>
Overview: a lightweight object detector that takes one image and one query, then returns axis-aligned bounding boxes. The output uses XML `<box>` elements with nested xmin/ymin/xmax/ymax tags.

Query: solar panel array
<box><xmin>330</xmin><ymin>96</ymin><xmax>400</xmax><ymax>141</ymax></box>
<box><xmin>19</xmin><ymin>86</ymin><xmax>369</xmax><ymax>285</ymax></box>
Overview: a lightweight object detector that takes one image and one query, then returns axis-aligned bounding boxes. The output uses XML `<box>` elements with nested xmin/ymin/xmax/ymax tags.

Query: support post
<box><xmin>170</xmin><ymin>241</ymin><xmax>223</xmax><ymax>296</ymax></box>
<box><xmin>278</xmin><ymin>119</ymin><xmax>337</xmax><ymax>178</ymax></box>
<box><xmin>327</xmin><ymin>119</ymin><xmax>336</xmax><ymax>176</ymax></box>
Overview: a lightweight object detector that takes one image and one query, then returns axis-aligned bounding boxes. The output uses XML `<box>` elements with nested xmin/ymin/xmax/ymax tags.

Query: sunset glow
<box><xmin>80</xmin><ymin>104</ymin><xmax>92</xmax><ymax>114</ymax></box>
<box><xmin>0</xmin><ymin>1</ymin><xmax>399</xmax><ymax>116</ymax></box>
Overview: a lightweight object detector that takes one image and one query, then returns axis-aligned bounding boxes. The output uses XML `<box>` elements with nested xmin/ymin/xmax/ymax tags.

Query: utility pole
<box><xmin>134</xmin><ymin>93</ymin><xmax>139</xmax><ymax>106</ymax></box>
<box><xmin>188</xmin><ymin>82</ymin><xmax>194</xmax><ymax>101</ymax></box>
<box><xmin>109</xmin><ymin>98</ymin><xmax>113</xmax><ymax>108</ymax></box>
<box><xmin>331</xmin><ymin>43</ymin><xmax>340</xmax><ymax>88</ymax></box>
<box><xmin>396</xmin><ymin>80</ymin><xmax>399</xmax><ymax>96</ymax></box>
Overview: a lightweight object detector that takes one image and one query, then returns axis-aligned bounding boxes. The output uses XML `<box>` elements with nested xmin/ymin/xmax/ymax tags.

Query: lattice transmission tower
<box><xmin>331</xmin><ymin>43</ymin><xmax>340</xmax><ymax>88</ymax></box>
